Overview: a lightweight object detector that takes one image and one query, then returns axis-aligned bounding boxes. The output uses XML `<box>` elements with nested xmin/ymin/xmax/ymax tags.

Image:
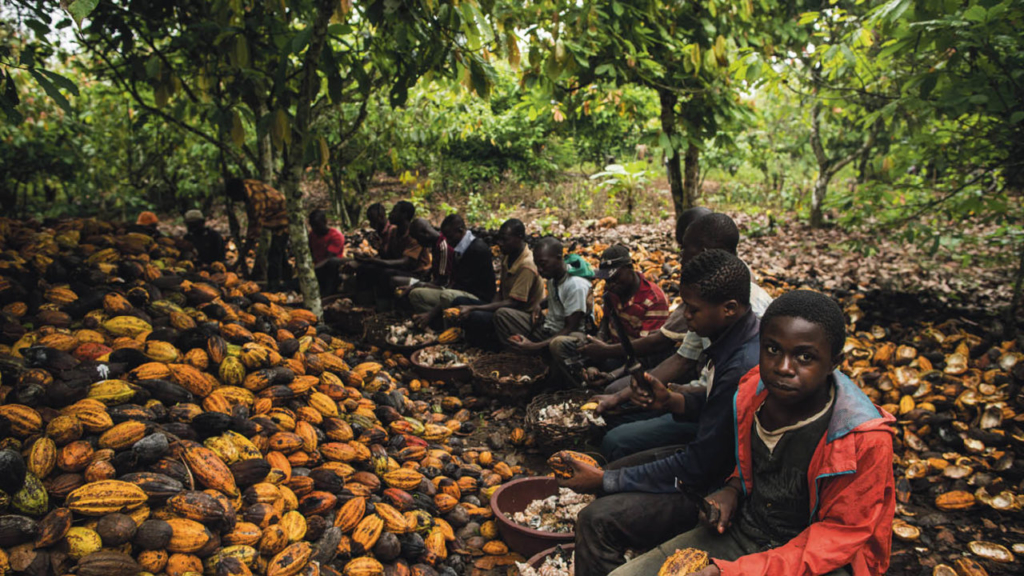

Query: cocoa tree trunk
<box><xmin>683</xmin><ymin>140</ymin><xmax>700</xmax><ymax>210</ymax></box>
<box><xmin>808</xmin><ymin>102</ymin><xmax>879</xmax><ymax>228</ymax></box>
<box><xmin>254</xmin><ymin>96</ymin><xmax>275</xmax><ymax>184</ymax></box>
<box><xmin>658</xmin><ymin>89</ymin><xmax>685</xmax><ymax>217</ymax></box>
<box><xmin>810</xmin><ymin>174</ymin><xmax>829</xmax><ymax>228</ymax></box>
<box><xmin>277</xmin><ymin>0</ymin><xmax>334</xmax><ymax>319</ymax></box>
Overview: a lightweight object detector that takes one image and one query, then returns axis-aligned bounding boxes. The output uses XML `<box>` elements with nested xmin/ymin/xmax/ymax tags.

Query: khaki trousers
<box><xmin>407</xmin><ymin>287</ymin><xmax>477</xmax><ymax>313</ymax></box>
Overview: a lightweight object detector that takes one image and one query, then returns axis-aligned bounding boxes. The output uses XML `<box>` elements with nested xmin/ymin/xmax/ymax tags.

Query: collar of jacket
<box><xmin>702</xmin><ymin>309</ymin><xmax>759</xmax><ymax>367</ymax></box>
<box><xmin>753</xmin><ymin>369</ymin><xmax>894</xmax><ymax>443</ymax></box>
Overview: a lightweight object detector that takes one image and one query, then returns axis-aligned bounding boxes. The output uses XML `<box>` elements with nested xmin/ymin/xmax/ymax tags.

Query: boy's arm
<box><xmin>602</xmin><ymin>363</ymin><xmax>743</xmax><ymax>494</ymax></box>
<box><xmin>714</xmin><ymin>434</ymin><xmax>895</xmax><ymax>576</ymax></box>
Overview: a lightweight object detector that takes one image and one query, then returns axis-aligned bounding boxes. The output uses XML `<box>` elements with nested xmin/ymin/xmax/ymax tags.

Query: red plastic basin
<box><xmin>489</xmin><ymin>477</ymin><xmax>575</xmax><ymax>559</ymax></box>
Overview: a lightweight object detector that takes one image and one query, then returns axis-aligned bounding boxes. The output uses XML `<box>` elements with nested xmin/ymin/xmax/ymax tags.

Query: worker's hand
<box><xmin>579</xmin><ymin>335</ymin><xmax>615</xmax><ymax>360</ymax></box>
<box><xmin>587</xmin><ymin>393</ymin><xmax>621</xmax><ymax>415</ymax></box>
<box><xmin>412</xmin><ymin>312</ymin><xmax>431</xmax><ymax>329</ymax></box>
<box><xmin>629</xmin><ymin>372</ymin><xmax>674</xmax><ymax>412</ymax></box>
<box><xmin>556</xmin><ymin>459</ymin><xmax>604</xmax><ymax>494</ymax></box>
<box><xmin>585</xmin><ymin>369</ymin><xmax>613</xmax><ymax>389</ymax></box>
<box><xmin>394</xmin><ymin>285</ymin><xmax>412</xmax><ymax>298</ymax></box>
<box><xmin>457</xmin><ymin>305</ymin><xmax>477</xmax><ymax>319</ymax></box>
<box><xmin>507</xmin><ymin>334</ymin><xmax>543</xmax><ymax>354</ymax></box>
<box><xmin>701</xmin><ymin>485</ymin><xmax>741</xmax><ymax>534</ymax></box>
<box><xmin>530</xmin><ymin>305</ymin><xmax>543</xmax><ymax>326</ymax></box>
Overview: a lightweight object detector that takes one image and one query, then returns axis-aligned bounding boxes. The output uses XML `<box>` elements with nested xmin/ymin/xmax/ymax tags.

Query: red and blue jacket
<box><xmin>716</xmin><ymin>366</ymin><xmax>896</xmax><ymax>576</ymax></box>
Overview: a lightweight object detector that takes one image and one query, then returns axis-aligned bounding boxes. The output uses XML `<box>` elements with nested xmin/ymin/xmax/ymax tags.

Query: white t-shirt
<box><xmin>543</xmin><ymin>274</ymin><xmax>592</xmax><ymax>333</ymax></box>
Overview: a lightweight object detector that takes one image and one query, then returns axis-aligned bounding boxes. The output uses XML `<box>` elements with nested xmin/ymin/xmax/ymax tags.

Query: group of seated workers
<box><xmin>168</xmin><ymin>196</ymin><xmax>897</xmax><ymax>576</ymax></box>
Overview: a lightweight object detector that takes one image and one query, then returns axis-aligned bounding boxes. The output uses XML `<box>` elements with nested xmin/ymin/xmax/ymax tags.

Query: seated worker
<box><xmin>495</xmin><ymin>237</ymin><xmax>593</xmax><ymax>388</ymax></box>
<box><xmin>401</xmin><ymin>217</ymin><xmax>451</xmax><ymax>287</ymax></box>
<box><xmin>407</xmin><ymin>214</ymin><xmax>496</xmax><ymax>328</ymax></box>
<box><xmin>308</xmin><ymin>208</ymin><xmax>345</xmax><ymax>296</ymax></box>
<box><xmin>353</xmin><ymin>201</ymin><xmax>430</xmax><ymax>303</ymax></box>
<box><xmin>580</xmin><ymin>207</ymin><xmax>710</xmax><ymax>370</ymax></box>
<box><xmin>608</xmin><ymin>290</ymin><xmax>896</xmax><ymax>576</ymax></box>
<box><xmin>455</xmin><ymin>218</ymin><xmax>544</xmax><ymax>350</ymax></box>
<box><xmin>183</xmin><ymin>209</ymin><xmax>226</xmax><ymax>266</ymax></box>
<box><xmin>557</xmin><ymin>249</ymin><xmax>760</xmax><ymax>576</ymax></box>
<box><xmin>226</xmin><ymin>177</ymin><xmax>290</xmax><ymax>291</ymax></box>
<box><xmin>591</xmin><ymin>212</ymin><xmax>774</xmax><ymax>461</ymax></box>
<box><xmin>588</xmin><ymin>244</ymin><xmax>671</xmax><ymax>372</ymax></box>
<box><xmin>366</xmin><ymin>202</ymin><xmax>394</xmax><ymax>253</ymax></box>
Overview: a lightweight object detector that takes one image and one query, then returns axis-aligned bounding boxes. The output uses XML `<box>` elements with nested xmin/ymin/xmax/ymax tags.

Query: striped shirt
<box><xmin>604</xmin><ymin>272</ymin><xmax>670</xmax><ymax>340</ymax></box>
<box><xmin>242</xmin><ymin>180</ymin><xmax>289</xmax><ymax>240</ymax></box>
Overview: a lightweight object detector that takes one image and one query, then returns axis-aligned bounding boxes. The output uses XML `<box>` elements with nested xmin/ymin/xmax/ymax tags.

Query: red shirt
<box><xmin>604</xmin><ymin>272</ymin><xmax>670</xmax><ymax>340</ymax></box>
<box><xmin>309</xmin><ymin>228</ymin><xmax>345</xmax><ymax>263</ymax></box>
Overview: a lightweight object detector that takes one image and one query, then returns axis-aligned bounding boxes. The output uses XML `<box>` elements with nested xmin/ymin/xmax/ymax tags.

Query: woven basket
<box><xmin>470</xmin><ymin>353</ymin><xmax>548</xmax><ymax>399</ymax></box>
<box><xmin>323</xmin><ymin>305</ymin><xmax>375</xmax><ymax>336</ymax></box>
<box><xmin>525</xmin><ymin>389</ymin><xmax>597</xmax><ymax>452</ymax></box>
<box><xmin>363</xmin><ymin>313</ymin><xmax>437</xmax><ymax>354</ymax></box>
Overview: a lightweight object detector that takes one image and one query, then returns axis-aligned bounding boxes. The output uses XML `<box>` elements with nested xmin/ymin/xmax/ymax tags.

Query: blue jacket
<box><xmin>603</xmin><ymin>309</ymin><xmax>761</xmax><ymax>494</ymax></box>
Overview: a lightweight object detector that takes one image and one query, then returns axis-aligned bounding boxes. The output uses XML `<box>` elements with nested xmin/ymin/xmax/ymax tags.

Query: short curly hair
<box><xmin>685</xmin><ymin>213</ymin><xmax>740</xmax><ymax>253</ymax></box>
<box><xmin>762</xmin><ymin>290</ymin><xmax>846</xmax><ymax>358</ymax></box>
<box><xmin>679</xmin><ymin>249</ymin><xmax>750</xmax><ymax>305</ymax></box>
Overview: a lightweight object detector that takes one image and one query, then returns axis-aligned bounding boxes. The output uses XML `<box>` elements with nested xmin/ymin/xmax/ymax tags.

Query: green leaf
<box><xmin>962</xmin><ymin>5</ymin><xmax>987</xmax><ymax>22</ymax></box>
<box><xmin>291</xmin><ymin>28</ymin><xmax>312</xmax><ymax>54</ymax></box>
<box><xmin>64</xmin><ymin>0</ymin><xmax>100</xmax><ymax>28</ymax></box>
<box><xmin>659</xmin><ymin>131</ymin><xmax>674</xmax><ymax>159</ymax></box>
<box><xmin>28</xmin><ymin>69</ymin><xmax>71</xmax><ymax>113</ymax></box>
<box><xmin>41</xmin><ymin>70</ymin><xmax>79</xmax><ymax>96</ymax></box>
<box><xmin>25</xmin><ymin>19</ymin><xmax>51</xmax><ymax>38</ymax></box>
<box><xmin>1010</xmin><ymin>111</ymin><xmax>1024</xmax><ymax>124</ymax></box>
<box><xmin>612</xmin><ymin>2</ymin><xmax>624</xmax><ymax>17</ymax></box>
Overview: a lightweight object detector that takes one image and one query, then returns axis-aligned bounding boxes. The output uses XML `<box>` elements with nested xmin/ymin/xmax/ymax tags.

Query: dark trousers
<box><xmin>450</xmin><ymin>296</ymin><xmax>497</xmax><ymax>350</ymax></box>
<box><xmin>315</xmin><ymin>258</ymin><xmax>343</xmax><ymax>296</ymax></box>
<box><xmin>574</xmin><ymin>445</ymin><xmax>697</xmax><ymax>576</ymax></box>
<box><xmin>267</xmin><ymin>231</ymin><xmax>290</xmax><ymax>291</ymax></box>
<box><xmin>600</xmin><ymin>413</ymin><xmax>698</xmax><ymax>462</ymax></box>
<box><xmin>354</xmin><ymin>264</ymin><xmax>408</xmax><ymax>307</ymax></box>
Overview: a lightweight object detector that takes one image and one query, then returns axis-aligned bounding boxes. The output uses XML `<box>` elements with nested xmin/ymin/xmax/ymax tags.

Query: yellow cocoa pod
<box><xmin>658</xmin><ymin>548</ymin><xmax>709</xmax><ymax>576</ymax></box>
<box><xmin>66</xmin><ymin>480</ymin><xmax>148</xmax><ymax>516</ymax></box>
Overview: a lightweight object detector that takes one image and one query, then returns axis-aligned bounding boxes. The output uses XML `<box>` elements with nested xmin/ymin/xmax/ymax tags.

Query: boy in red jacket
<box><xmin>610</xmin><ymin>290</ymin><xmax>895</xmax><ymax>576</ymax></box>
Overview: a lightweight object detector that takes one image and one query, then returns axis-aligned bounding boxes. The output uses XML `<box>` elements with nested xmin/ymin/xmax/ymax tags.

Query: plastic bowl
<box><xmin>410</xmin><ymin>346</ymin><xmax>472</xmax><ymax>382</ymax></box>
<box><xmin>527</xmin><ymin>543</ymin><xmax>575</xmax><ymax>569</ymax></box>
<box><xmin>490</xmin><ymin>477</ymin><xmax>575</xmax><ymax>558</ymax></box>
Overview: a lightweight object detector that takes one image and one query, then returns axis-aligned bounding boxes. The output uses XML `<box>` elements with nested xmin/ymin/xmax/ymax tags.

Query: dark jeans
<box><xmin>267</xmin><ymin>231</ymin><xmax>290</xmax><ymax>291</ymax></box>
<box><xmin>575</xmin><ymin>445</ymin><xmax>697</xmax><ymax>576</ymax></box>
<box><xmin>315</xmin><ymin>258</ymin><xmax>343</xmax><ymax>296</ymax></box>
<box><xmin>450</xmin><ymin>296</ymin><xmax>496</xmax><ymax>350</ymax></box>
<box><xmin>600</xmin><ymin>413</ymin><xmax>699</xmax><ymax>462</ymax></box>
<box><xmin>354</xmin><ymin>264</ymin><xmax>409</xmax><ymax>307</ymax></box>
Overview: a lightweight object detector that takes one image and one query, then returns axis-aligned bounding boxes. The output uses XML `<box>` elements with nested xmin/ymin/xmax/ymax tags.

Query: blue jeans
<box><xmin>600</xmin><ymin>413</ymin><xmax>698</xmax><ymax>462</ymax></box>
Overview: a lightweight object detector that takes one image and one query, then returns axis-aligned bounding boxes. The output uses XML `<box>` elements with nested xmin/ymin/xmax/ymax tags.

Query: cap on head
<box><xmin>136</xmin><ymin>211</ymin><xmax>158</xmax><ymax>226</ymax></box>
<box><xmin>184</xmin><ymin>209</ymin><xmax>204</xmax><ymax>224</ymax></box>
<box><xmin>594</xmin><ymin>244</ymin><xmax>632</xmax><ymax>279</ymax></box>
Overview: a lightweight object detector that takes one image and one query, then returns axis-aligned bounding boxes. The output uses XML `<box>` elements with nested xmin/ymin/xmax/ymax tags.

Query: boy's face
<box><xmin>679</xmin><ymin>284</ymin><xmax>737</xmax><ymax>339</ymax></box>
<box><xmin>760</xmin><ymin>316</ymin><xmax>839</xmax><ymax>406</ymax></box>
<box><xmin>368</xmin><ymin>211</ymin><xmax>385</xmax><ymax>230</ymax></box>
<box><xmin>497</xmin><ymin>231</ymin><xmax>520</xmax><ymax>255</ymax></box>
<box><xmin>442</xmin><ymin>224</ymin><xmax>466</xmax><ymax>246</ymax></box>
<box><xmin>679</xmin><ymin>228</ymin><xmax>703</xmax><ymax>266</ymax></box>
<box><xmin>534</xmin><ymin>247</ymin><xmax>564</xmax><ymax>279</ymax></box>
<box><xmin>604</xmin><ymin>266</ymin><xmax>635</xmax><ymax>298</ymax></box>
